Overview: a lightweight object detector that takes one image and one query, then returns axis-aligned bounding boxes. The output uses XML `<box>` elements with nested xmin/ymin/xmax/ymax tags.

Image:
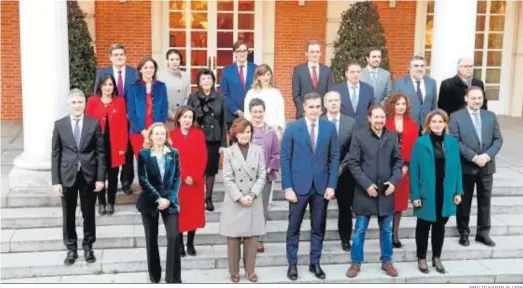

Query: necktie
<box><xmin>416</xmin><ymin>80</ymin><xmax>423</xmax><ymax>104</ymax></box>
<box><xmin>332</xmin><ymin>118</ymin><xmax>338</xmax><ymax>133</ymax></box>
<box><xmin>74</xmin><ymin>119</ymin><xmax>81</xmax><ymax>149</ymax></box>
<box><xmin>117</xmin><ymin>70</ymin><xmax>124</xmax><ymax>96</ymax></box>
<box><xmin>473</xmin><ymin>112</ymin><xmax>482</xmax><ymax>145</ymax></box>
<box><xmin>351</xmin><ymin>85</ymin><xmax>358</xmax><ymax>112</ymax></box>
<box><xmin>371</xmin><ymin>71</ymin><xmax>377</xmax><ymax>88</ymax></box>
<box><xmin>310</xmin><ymin>123</ymin><xmax>316</xmax><ymax>152</ymax></box>
<box><xmin>239</xmin><ymin>65</ymin><xmax>245</xmax><ymax>89</ymax></box>
<box><xmin>311</xmin><ymin>66</ymin><xmax>318</xmax><ymax>90</ymax></box>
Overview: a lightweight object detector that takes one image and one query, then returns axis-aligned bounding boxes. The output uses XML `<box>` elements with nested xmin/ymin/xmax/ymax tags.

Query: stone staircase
<box><xmin>2</xmin><ymin>169</ymin><xmax>523</xmax><ymax>284</ymax></box>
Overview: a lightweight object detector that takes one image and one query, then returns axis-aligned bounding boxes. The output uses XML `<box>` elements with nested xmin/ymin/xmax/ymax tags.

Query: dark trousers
<box><xmin>286</xmin><ymin>187</ymin><xmax>328</xmax><ymax>265</ymax></box>
<box><xmin>98</xmin><ymin>166</ymin><xmax>119</xmax><ymax>205</ymax></box>
<box><xmin>120</xmin><ymin>133</ymin><xmax>134</xmax><ymax>189</ymax></box>
<box><xmin>61</xmin><ymin>171</ymin><xmax>97</xmax><ymax>251</ymax></box>
<box><xmin>335</xmin><ymin>172</ymin><xmax>355</xmax><ymax>243</ymax></box>
<box><xmin>457</xmin><ymin>173</ymin><xmax>493</xmax><ymax>238</ymax></box>
<box><xmin>142</xmin><ymin>211</ymin><xmax>182</xmax><ymax>283</ymax></box>
<box><xmin>415</xmin><ymin>217</ymin><xmax>449</xmax><ymax>259</ymax></box>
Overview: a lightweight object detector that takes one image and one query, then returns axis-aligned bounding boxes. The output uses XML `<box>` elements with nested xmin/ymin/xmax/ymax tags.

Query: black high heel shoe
<box><xmin>417</xmin><ymin>259</ymin><xmax>429</xmax><ymax>274</ymax></box>
<box><xmin>432</xmin><ymin>257</ymin><xmax>446</xmax><ymax>274</ymax></box>
<box><xmin>392</xmin><ymin>240</ymin><xmax>403</xmax><ymax>248</ymax></box>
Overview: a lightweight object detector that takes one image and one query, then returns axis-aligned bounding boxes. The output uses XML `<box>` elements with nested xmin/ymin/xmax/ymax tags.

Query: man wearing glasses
<box><xmin>438</xmin><ymin>57</ymin><xmax>487</xmax><ymax>116</ymax></box>
<box><xmin>392</xmin><ymin>56</ymin><xmax>438</xmax><ymax>132</ymax></box>
<box><xmin>220</xmin><ymin>40</ymin><xmax>257</xmax><ymax>130</ymax></box>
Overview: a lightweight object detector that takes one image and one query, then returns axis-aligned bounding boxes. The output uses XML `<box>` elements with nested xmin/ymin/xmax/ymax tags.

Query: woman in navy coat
<box><xmin>410</xmin><ymin>109</ymin><xmax>463</xmax><ymax>275</ymax></box>
<box><xmin>136</xmin><ymin>122</ymin><xmax>182</xmax><ymax>283</ymax></box>
<box><xmin>127</xmin><ymin>56</ymin><xmax>169</xmax><ymax>156</ymax></box>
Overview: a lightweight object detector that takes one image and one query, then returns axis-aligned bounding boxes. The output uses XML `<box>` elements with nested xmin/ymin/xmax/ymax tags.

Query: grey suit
<box><xmin>449</xmin><ymin>108</ymin><xmax>503</xmax><ymax>238</ymax></box>
<box><xmin>323</xmin><ymin>114</ymin><xmax>357</xmax><ymax>244</ymax></box>
<box><xmin>361</xmin><ymin>67</ymin><xmax>392</xmax><ymax>103</ymax></box>
<box><xmin>292</xmin><ymin>63</ymin><xmax>334</xmax><ymax>119</ymax></box>
<box><xmin>393</xmin><ymin>75</ymin><xmax>437</xmax><ymax>129</ymax></box>
<box><xmin>51</xmin><ymin>114</ymin><xmax>106</xmax><ymax>251</ymax></box>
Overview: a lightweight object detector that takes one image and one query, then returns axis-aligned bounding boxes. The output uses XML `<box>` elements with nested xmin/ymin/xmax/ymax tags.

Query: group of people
<box><xmin>50</xmin><ymin>39</ymin><xmax>503</xmax><ymax>283</ymax></box>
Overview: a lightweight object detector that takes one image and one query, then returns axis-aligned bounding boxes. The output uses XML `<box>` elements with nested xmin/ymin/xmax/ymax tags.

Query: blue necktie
<box><xmin>74</xmin><ymin>119</ymin><xmax>81</xmax><ymax>149</ymax></box>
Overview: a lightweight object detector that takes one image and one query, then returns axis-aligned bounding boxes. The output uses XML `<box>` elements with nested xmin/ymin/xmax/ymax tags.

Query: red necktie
<box><xmin>117</xmin><ymin>70</ymin><xmax>124</xmax><ymax>96</ymax></box>
<box><xmin>311</xmin><ymin>66</ymin><xmax>318</xmax><ymax>89</ymax></box>
<box><xmin>239</xmin><ymin>65</ymin><xmax>245</xmax><ymax>89</ymax></box>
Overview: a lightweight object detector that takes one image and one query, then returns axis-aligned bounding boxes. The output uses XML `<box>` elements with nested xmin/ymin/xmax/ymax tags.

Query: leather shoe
<box><xmin>180</xmin><ymin>243</ymin><xmax>186</xmax><ymax>257</ymax></box>
<box><xmin>106</xmin><ymin>204</ymin><xmax>114</xmax><ymax>215</ymax></box>
<box><xmin>84</xmin><ymin>249</ymin><xmax>96</xmax><ymax>263</ymax></box>
<box><xmin>309</xmin><ymin>263</ymin><xmax>325</xmax><ymax>279</ymax></box>
<box><xmin>475</xmin><ymin>236</ymin><xmax>496</xmax><ymax>247</ymax></box>
<box><xmin>205</xmin><ymin>199</ymin><xmax>215</xmax><ymax>212</ymax></box>
<box><xmin>381</xmin><ymin>263</ymin><xmax>399</xmax><ymax>277</ymax></box>
<box><xmin>64</xmin><ymin>250</ymin><xmax>78</xmax><ymax>266</ymax></box>
<box><xmin>346</xmin><ymin>263</ymin><xmax>360</xmax><ymax>278</ymax></box>
<box><xmin>459</xmin><ymin>235</ymin><xmax>470</xmax><ymax>246</ymax></box>
<box><xmin>341</xmin><ymin>240</ymin><xmax>351</xmax><ymax>251</ymax></box>
<box><xmin>287</xmin><ymin>264</ymin><xmax>298</xmax><ymax>281</ymax></box>
<box><xmin>432</xmin><ymin>257</ymin><xmax>446</xmax><ymax>274</ymax></box>
<box><xmin>187</xmin><ymin>243</ymin><xmax>197</xmax><ymax>256</ymax></box>
<box><xmin>122</xmin><ymin>186</ymin><xmax>133</xmax><ymax>195</ymax></box>
<box><xmin>98</xmin><ymin>205</ymin><xmax>106</xmax><ymax>216</ymax></box>
<box><xmin>417</xmin><ymin>259</ymin><xmax>429</xmax><ymax>274</ymax></box>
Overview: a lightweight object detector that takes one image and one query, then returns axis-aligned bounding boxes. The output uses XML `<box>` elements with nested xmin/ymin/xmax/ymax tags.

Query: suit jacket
<box><xmin>438</xmin><ymin>75</ymin><xmax>487</xmax><ymax>116</ymax></box>
<box><xmin>85</xmin><ymin>95</ymin><xmax>128</xmax><ymax>167</ymax></box>
<box><xmin>292</xmin><ymin>63</ymin><xmax>334</xmax><ymax>119</ymax></box>
<box><xmin>94</xmin><ymin>65</ymin><xmax>138</xmax><ymax>96</ymax></box>
<box><xmin>281</xmin><ymin>118</ymin><xmax>340</xmax><ymax>195</ymax></box>
<box><xmin>220</xmin><ymin>62</ymin><xmax>257</xmax><ymax>123</ymax></box>
<box><xmin>361</xmin><ymin>67</ymin><xmax>392</xmax><ymax>103</ymax></box>
<box><xmin>322</xmin><ymin>114</ymin><xmax>356</xmax><ymax>165</ymax></box>
<box><xmin>393</xmin><ymin>75</ymin><xmax>438</xmax><ymax>128</ymax></box>
<box><xmin>449</xmin><ymin>108</ymin><xmax>503</xmax><ymax>175</ymax></box>
<box><xmin>126</xmin><ymin>80</ymin><xmax>169</xmax><ymax>134</ymax></box>
<box><xmin>219</xmin><ymin>143</ymin><xmax>267</xmax><ymax>237</ymax></box>
<box><xmin>51</xmin><ymin>115</ymin><xmax>106</xmax><ymax>187</ymax></box>
<box><xmin>334</xmin><ymin>81</ymin><xmax>375</xmax><ymax>129</ymax></box>
<box><xmin>136</xmin><ymin>147</ymin><xmax>182</xmax><ymax>215</ymax></box>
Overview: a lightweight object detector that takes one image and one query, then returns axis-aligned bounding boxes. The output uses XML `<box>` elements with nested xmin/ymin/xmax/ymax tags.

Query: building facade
<box><xmin>1</xmin><ymin>0</ymin><xmax>522</xmax><ymax>122</ymax></box>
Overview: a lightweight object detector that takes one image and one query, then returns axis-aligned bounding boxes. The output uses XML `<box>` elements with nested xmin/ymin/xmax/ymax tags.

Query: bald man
<box><xmin>438</xmin><ymin>57</ymin><xmax>487</xmax><ymax>116</ymax></box>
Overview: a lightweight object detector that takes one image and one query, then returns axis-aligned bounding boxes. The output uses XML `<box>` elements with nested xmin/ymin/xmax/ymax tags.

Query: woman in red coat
<box><xmin>86</xmin><ymin>73</ymin><xmax>128</xmax><ymax>215</ymax></box>
<box><xmin>384</xmin><ymin>93</ymin><xmax>419</xmax><ymax>248</ymax></box>
<box><xmin>170</xmin><ymin>106</ymin><xmax>207</xmax><ymax>257</ymax></box>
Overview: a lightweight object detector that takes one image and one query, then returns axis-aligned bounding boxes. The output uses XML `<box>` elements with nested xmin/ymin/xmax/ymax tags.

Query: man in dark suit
<box><xmin>321</xmin><ymin>91</ymin><xmax>356</xmax><ymax>251</ymax></box>
<box><xmin>281</xmin><ymin>92</ymin><xmax>339</xmax><ymax>280</ymax></box>
<box><xmin>94</xmin><ymin>43</ymin><xmax>138</xmax><ymax>195</ymax></box>
<box><xmin>393</xmin><ymin>55</ymin><xmax>437</xmax><ymax>131</ymax></box>
<box><xmin>52</xmin><ymin>89</ymin><xmax>106</xmax><ymax>265</ymax></box>
<box><xmin>449</xmin><ymin>86</ymin><xmax>503</xmax><ymax>247</ymax></box>
<box><xmin>438</xmin><ymin>57</ymin><xmax>488</xmax><ymax>116</ymax></box>
<box><xmin>334</xmin><ymin>61</ymin><xmax>375</xmax><ymax>129</ymax></box>
<box><xmin>220</xmin><ymin>40</ymin><xmax>257</xmax><ymax>129</ymax></box>
<box><xmin>292</xmin><ymin>40</ymin><xmax>334</xmax><ymax>119</ymax></box>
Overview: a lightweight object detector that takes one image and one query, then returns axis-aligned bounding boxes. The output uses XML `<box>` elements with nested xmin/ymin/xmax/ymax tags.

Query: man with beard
<box><xmin>361</xmin><ymin>47</ymin><xmax>392</xmax><ymax>103</ymax></box>
<box><xmin>345</xmin><ymin>104</ymin><xmax>403</xmax><ymax>278</ymax></box>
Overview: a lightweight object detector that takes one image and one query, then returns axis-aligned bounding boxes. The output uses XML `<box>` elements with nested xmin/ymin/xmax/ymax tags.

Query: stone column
<box><xmin>9</xmin><ymin>0</ymin><xmax>70</xmax><ymax>191</ymax></box>
<box><xmin>430</xmin><ymin>0</ymin><xmax>477</xmax><ymax>89</ymax></box>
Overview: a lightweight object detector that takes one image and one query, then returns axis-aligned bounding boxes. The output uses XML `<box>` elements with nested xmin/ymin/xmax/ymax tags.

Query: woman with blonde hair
<box><xmin>243</xmin><ymin>64</ymin><xmax>286</xmax><ymax>137</ymax></box>
<box><xmin>136</xmin><ymin>122</ymin><xmax>182</xmax><ymax>283</ymax></box>
<box><xmin>410</xmin><ymin>109</ymin><xmax>463</xmax><ymax>274</ymax></box>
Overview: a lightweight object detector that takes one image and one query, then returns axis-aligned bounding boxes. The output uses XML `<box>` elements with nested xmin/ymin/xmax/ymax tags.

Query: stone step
<box><xmin>5</xmin><ymin>181</ymin><xmax>523</xmax><ymax>208</ymax></box>
<box><xmin>3</xmin><ymin>258</ymin><xmax>522</xmax><ymax>283</ymax></box>
<box><xmin>2</xmin><ymin>235</ymin><xmax>523</xmax><ymax>280</ymax></box>
<box><xmin>2</xmin><ymin>214</ymin><xmax>522</xmax><ymax>253</ymax></box>
<box><xmin>3</xmin><ymin>196</ymin><xmax>523</xmax><ymax>229</ymax></box>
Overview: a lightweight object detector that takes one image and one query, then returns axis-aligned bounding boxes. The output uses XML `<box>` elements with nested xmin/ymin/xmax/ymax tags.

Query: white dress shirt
<box><xmin>308</xmin><ymin>61</ymin><xmax>320</xmax><ymax>79</ymax></box>
<box><xmin>411</xmin><ymin>76</ymin><xmax>426</xmax><ymax>101</ymax></box>
<box><xmin>305</xmin><ymin>118</ymin><xmax>319</xmax><ymax>150</ymax></box>
<box><xmin>243</xmin><ymin>87</ymin><xmax>286</xmax><ymax>131</ymax></box>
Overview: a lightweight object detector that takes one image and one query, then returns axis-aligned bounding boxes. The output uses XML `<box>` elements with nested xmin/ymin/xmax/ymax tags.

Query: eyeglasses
<box><xmin>460</xmin><ymin>65</ymin><xmax>474</xmax><ymax>69</ymax></box>
<box><xmin>235</xmin><ymin>49</ymin><xmax>248</xmax><ymax>54</ymax></box>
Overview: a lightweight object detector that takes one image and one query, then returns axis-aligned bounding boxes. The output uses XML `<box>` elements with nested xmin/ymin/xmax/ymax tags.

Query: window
<box><xmin>424</xmin><ymin>0</ymin><xmax>506</xmax><ymax>100</ymax></box>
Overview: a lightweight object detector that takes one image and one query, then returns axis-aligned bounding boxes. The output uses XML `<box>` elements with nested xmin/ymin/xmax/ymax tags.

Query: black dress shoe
<box><xmin>309</xmin><ymin>263</ymin><xmax>326</xmax><ymax>279</ymax></box>
<box><xmin>187</xmin><ymin>243</ymin><xmax>197</xmax><ymax>256</ymax></box>
<box><xmin>341</xmin><ymin>241</ymin><xmax>351</xmax><ymax>251</ymax></box>
<box><xmin>287</xmin><ymin>264</ymin><xmax>298</xmax><ymax>281</ymax></box>
<box><xmin>205</xmin><ymin>199</ymin><xmax>215</xmax><ymax>212</ymax></box>
<box><xmin>106</xmin><ymin>204</ymin><xmax>114</xmax><ymax>215</ymax></box>
<box><xmin>459</xmin><ymin>235</ymin><xmax>470</xmax><ymax>246</ymax></box>
<box><xmin>98</xmin><ymin>205</ymin><xmax>106</xmax><ymax>216</ymax></box>
<box><xmin>122</xmin><ymin>186</ymin><xmax>133</xmax><ymax>195</ymax></box>
<box><xmin>475</xmin><ymin>236</ymin><xmax>496</xmax><ymax>247</ymax></box>
<box><xmin>64</xmin><ymin>250</ymin><xmax>78</xmax><ymax>266</ymax></box>
<box><xmin>84</xmin><ymin>249</ymin><xmax>96</xmax><ymax>263</ymax></box>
